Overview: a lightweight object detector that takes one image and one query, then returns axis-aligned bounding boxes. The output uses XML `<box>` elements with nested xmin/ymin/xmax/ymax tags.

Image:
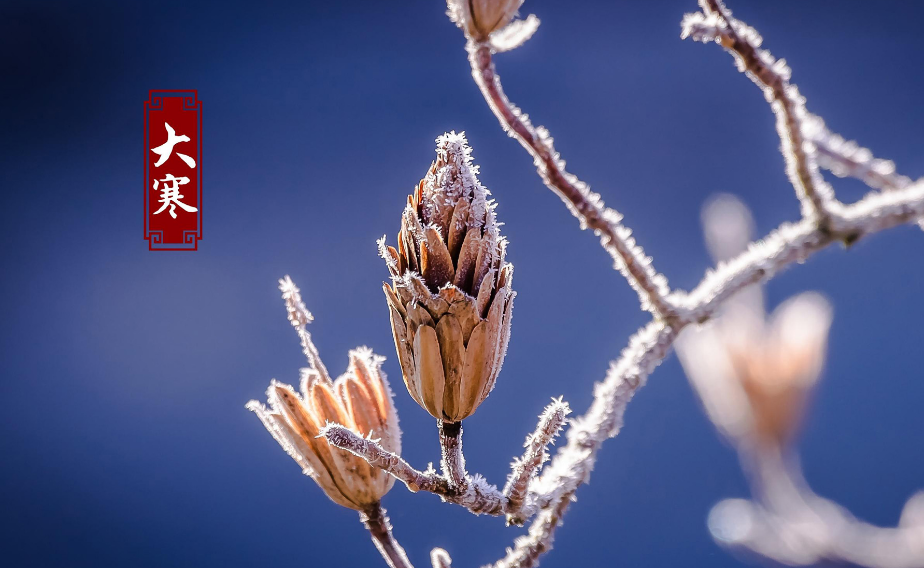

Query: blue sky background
<box><xmin>1</xmin><ymin>1</ymin><xmax>922</xmax><ymax>567</ymax></box>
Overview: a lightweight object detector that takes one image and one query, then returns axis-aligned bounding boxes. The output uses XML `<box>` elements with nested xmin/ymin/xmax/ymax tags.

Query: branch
<box><xmin>682</xmin><ymin>3</ymin><xmax>923</xmax><ymax>233</ymax></box>
<box><xmin>494</xmin><ymin>180</ymin><xmax>924</xmax><ymax>567</ymax></box>
<box><xmin>465</xmin><ymin>41</ymin><xmax>675</xmax><ymax>320</ymax></box>
<box><xmin>490</xmin><ymin>491</ymin><xmax>575</xmax><ymax>568</ymax></box>
<box><xmin>682</xmin><ymin>0</ymin><xmax>838</xmax><ymax>225</ymax></box>
<box><xmin>278</xmin><ymin>275</ymin><xmax>332</xmax><ymax>383</ymax></box>
<box><xmin>430</xmin><ymin>548</ymin><xmax>453</xmax><ymax>568</ymax></box>
<box><xmin>811</xmin><ymin>124</ymin><xmax>914</xmax><ymax>193</ymax></box>
<box><xmin>321</xmin><ymin>423</ymin><xmax>509</xmax><ymax>516</ymax></box>
<box><xmin>322</xmin><ymin>423</ymin><xmax>451</xmax><ymax>495</ymax></box>
<box><xmin>708</xmin><ymin>449</ymin><xmax>924</xmax><ymax>567</ymax></box>
<box><xmin>361</xmin><ymin>503</ymin><xmax>415</xmax><ymax>568</ymax></box>
<box><xmin>503</xmin><ymin>399</ymin><xmax>570</xmax><ymax>525</ymax></box>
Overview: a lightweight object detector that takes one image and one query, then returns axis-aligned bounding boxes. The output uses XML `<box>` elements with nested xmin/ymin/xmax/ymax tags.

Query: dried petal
<box><xmin>458</xmin><ymin>321</ymin><xmax>489</xmax><ymax>419</ymax></box>
<box><xmin>448</xmin><ymin>296</ymin><xmax>479</xmax><ymax>343</ymax></box>
<box><xmin>479</xmin><ymin>284</ymin><xmax>508</xmax><ymax>404</ymax></box>
<box><xmin>383</xmin><ymin>282</ymin><xmax>406</xmax><ymax>318</ymax></box>
<box><xmin>422</xmin><ymin>226</ymin><xmax>455</xmax><ymax>290</ymax></box>
<box><xmin>436</xmin><ymin>314</ymin><xmax>466</xmax><ymax>421</ymax></box>
<box><xmin>414</xmin><ymin>324</ymin><xmax>446</xmax><ymax>419</ymax></box>
<box><xmin>453</xmin><ymin>229</ymin><xmax>482</xmax><ymax>293</ymax></box>
<box><xmin>447</xmin><ymin>197</ymin><xmax>471</xmax><ymax>260</ymax></box>
<box><xmin>475</xmin><ymin>268</ymin><xmax>496</xmax><ymax>319</ymax></box>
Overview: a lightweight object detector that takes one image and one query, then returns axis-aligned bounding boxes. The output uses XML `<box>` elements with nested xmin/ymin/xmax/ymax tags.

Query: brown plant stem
<box><xmin>698</xmin><ymin>0</ymin><xmax>836</xmax><ymax>226</ymax></box>
<box><xmin>466</xmin><ymin>41</ymin><xmax>676</xmax><ymax>321</ymax></box>
<box><xmin>361</xmin><ymin>502</ymin><xmax>415</xmax><ymax>568</ymax></box>
<box><xmin>439</xmin><ymin>420</ymin><xmax>468</xmax><ymax>492</ymax></box>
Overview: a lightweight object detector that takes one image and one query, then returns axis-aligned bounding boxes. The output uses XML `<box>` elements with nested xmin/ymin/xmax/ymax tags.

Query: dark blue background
<box><xmin>1</xmin><ymin>1</ymin><xmax>922</xmax><ymax>566</ymax></box>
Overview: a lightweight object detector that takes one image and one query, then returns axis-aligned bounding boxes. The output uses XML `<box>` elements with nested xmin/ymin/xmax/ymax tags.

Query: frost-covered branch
<box><xmin>489</xmin><ymin>180</ymin><xmax>924</xmax><ymax>566</ymax></box>
<box><xmin>278</xmin><ymin>275</ymin><xmax>332</xmax><ymax>383</ymax></box>
<box><xmin>362</xmin><ymin>503</ymin><xmax>416</xmax><ymax>568</ymax></box>
<box><xmin>682</xmin><ymin>0</ymin><xmax>839</xmax><ymax>225</ymax></box>
<box><xmin>811</xmin><ymin>125</ymin><xmax>914</xmax><ymax>193</ymax></box>
<box><xmin>430</xmin><ymin>548</ymin><xmax>453</xmax><ymax>568</ymax></box>
<box><xmin>503</xmin><ymin>399</ymin><xmax>570</xmax><ymax>526</ymax></box>
<box><xmin>491</xmin><ymin>490</ymin><xmax>575</xmax><ymax>568</ymax></box>
<box><xmin>322</xmin><ymin>423</ymin><xmax>453</xmax><ymax>496</ymax></box>
<box><xmin>683</xmin><ymin>1</ymin><xmax>923</xmax><ymax>233</ymax></box>
<box><xmin>323</xmin><ymin>423</ymin><xmax>511</xmax><ymax>516</ymax></box>
<box><xmin>464</xmin><ymin>41</ymin><xmax>675</xmax><ymax>320</ymax></box>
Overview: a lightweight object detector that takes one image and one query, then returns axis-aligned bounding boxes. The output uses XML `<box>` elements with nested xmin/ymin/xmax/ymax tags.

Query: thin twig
<box><xmin>466</xmin><ymin>41</ymin><xmax>675</xmax><ymax>320</ymax></box>
<box><xmin>322</xmin><ymin>423</ymin><xmax>509</xmax><ymax>515</ymax></box>
<box><xmin>503</xmin><ymin>399</ymin><xmax>570</xmax><ymax>525</ymax></box>
<box><xmin>491</xmin><ymin>491</ymin><xmax>575</xmax><ymax>568</ymax></box>
<box><xmin>278</xmin><ymin>275</ymin><xmax>332</xmax><ymax>383</ymax></box>
<box><xmin>684</xmin><ymin>0</ymin><xmax>838</xmax><ymax>226</ymax></box>
<box><xmin>430</xmin><ymin>548</ymin><xmax>453</xmax><ymax>568</ymax></box>
<box><xmin>361</xmin><ymin>502</ymin><xmax>415</xmax><ymax>568</ymax></box>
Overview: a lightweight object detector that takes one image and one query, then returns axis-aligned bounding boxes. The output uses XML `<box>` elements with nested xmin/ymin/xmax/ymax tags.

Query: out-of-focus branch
<box><xmin>465</xmin><ymin>41</ymin><xmax>675</xmax><ymax>320</ymax></box>
<box><xmin>811</xmin><ymin>126</ymin><xmax>914</xmax><ymax>193</ymax></box>
<box><xmin>708</xmin><ymin>449</ymin><xmax>924</xmax><ymax>568</ymax></box>
<box><xmin>682</xmin><ymin>0</ymin><xmax>839</xmax><ymax>226</ymax></box>
<box><xmin>491</xmin><ymin>182</ymin><xmax>924</xmax><ymax>566</ymax></box>
<box><xmin>430</xmin><ymin>548</ymin><xmax>453</xmax><ymax>568</ymax></box>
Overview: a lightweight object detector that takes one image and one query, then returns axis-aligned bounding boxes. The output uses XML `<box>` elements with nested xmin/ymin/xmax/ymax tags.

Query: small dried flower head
<box><xmin>679</xmin><ymin>291</ymin><xmax>833</xmax><ymax>450</ymax></box>
<box><xmin>248</xmin><ymin>279</ymin><xmax>400</xmax><ymax>511</ymax></box>
<box><xmin>447</xmin><ymin>0</ymin><xmax>522</xmax><ymax>42</ymax></box>
<box><xmin>677</xmin><ymin>196</ymin><xmax>833</xmax><ymax>450</ymax></box>
<box><xmin>380</xmin><ymin>132</ymin><xmax>514</xmax><ymax>423</ymax></box>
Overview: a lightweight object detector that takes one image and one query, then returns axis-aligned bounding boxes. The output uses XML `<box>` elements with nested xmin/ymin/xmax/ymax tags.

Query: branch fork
<box><xmin>322</xmin><ymin>398</ymin><xmax>571</xmax><ymax>521</ymax></box>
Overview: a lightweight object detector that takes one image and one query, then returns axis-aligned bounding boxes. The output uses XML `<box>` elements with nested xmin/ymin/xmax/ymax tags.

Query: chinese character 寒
<box><xmin>153</xmin><ymin>174</ymin><xmax>198</xmax><ymax>219</ymax></box>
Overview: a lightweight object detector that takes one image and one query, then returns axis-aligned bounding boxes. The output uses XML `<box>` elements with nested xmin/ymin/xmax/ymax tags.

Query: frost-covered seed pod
<box><xmin>381</xmin><ymin>132</ymin><xmax>514</xmax><ymax>423</ymax></box>
<box><xmin>447</xmin><ymin>0</ymin><xmax>523</xmax><ymax>42</ymax></box>
<box><xmin>249</xmin><ymin>345</ymin><xmax>401</xmax><ymax>510</ymax></box>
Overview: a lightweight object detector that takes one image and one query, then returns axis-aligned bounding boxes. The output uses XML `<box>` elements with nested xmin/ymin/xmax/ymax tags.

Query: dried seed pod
<box><xmin>447</xmin><ymin>0</ymin><xmax>523</xmax><ymax>42</ymax></box>
<box><xmin>248</xmin><ymin>278</ymin><xmax>400</xmax><ymax>511</ymax></box>
<box><xmin>677</xmin><ymin>290</ymin><xmax>833</xmax><ymax>451</ymax></box>
<box><xmin>381</xmin><ymin>132</ymin><xmax>514</xmax><ymax>422</ymax></box>
<box><xmin>677</xmin><ymin>196</ymin><xmax>833</xmax><ymax>451</ymax></box>
<box><xmin>726</xmin><ymin>293</ymin><xmax>833</xmax><ymax>449</ymax></box>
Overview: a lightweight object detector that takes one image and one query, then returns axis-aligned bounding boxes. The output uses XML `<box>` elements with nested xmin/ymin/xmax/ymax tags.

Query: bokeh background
<box><xmin>1</xmin><ymin>1</ymin><xmax>922</xmax><ymax>566</ymax></box>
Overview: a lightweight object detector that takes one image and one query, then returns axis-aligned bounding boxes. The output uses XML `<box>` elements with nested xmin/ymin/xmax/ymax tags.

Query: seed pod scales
<box><xmin>381</xmin><ymin>132</ymin><xmax>514</xmax><ymax>423</ymax></box>
<box><xmin>248</xmin><ymin>349</ymin><xmax>401</xmax><ymax>511</ymax></box>
<box><xmin>248</xmin><ymin>278</ymin><xmax>401</xmax><ymax>511</ymax></box>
